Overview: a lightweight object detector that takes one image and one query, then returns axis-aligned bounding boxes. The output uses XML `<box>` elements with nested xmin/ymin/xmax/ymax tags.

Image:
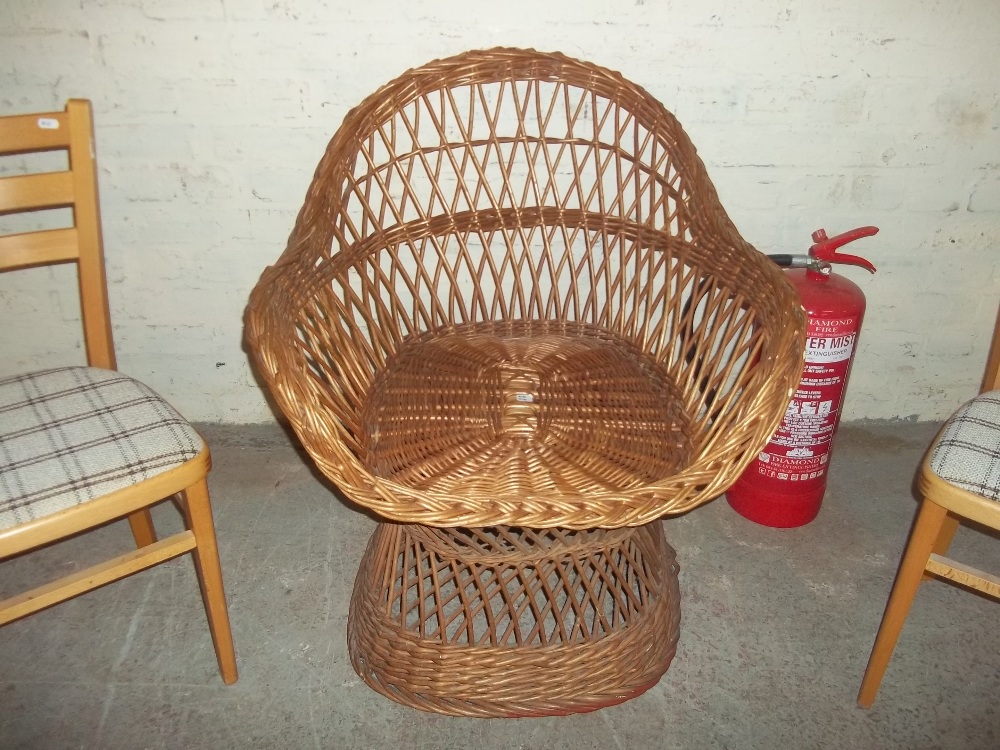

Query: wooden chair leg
<box><xmin>858</xmin><ymin>498</ymin><xmax>948</xmax><ymax>708</ymax></box>
<box><xmin>126</xmin><ymin>509</ymin><xmax>158</xmax><ymax>548</ymax></box>
<box><xmin>182</xmin><ymin>478</ymin><xmax>238</xmax><ymax>685</ymax></box>
<box><xmin>922</xmin><ymin>512</ymin><xmax>960</xmax><ymax>582</ymax></box>
<box><xmin>930</xmin><ymin>512</ymin><xmax>960</xmax><ymax>555</ymax></box>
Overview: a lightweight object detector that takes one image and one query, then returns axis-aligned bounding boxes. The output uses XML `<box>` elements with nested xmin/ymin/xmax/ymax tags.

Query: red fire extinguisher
<box><xmin>726</xmin><ymin>226</ymin><xmax>878</xmax><ymax>528</ymax></box>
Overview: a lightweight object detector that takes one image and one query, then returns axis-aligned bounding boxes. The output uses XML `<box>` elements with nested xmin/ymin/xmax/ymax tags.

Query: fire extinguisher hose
<box><xmin>766</xmin><ymin>254</ymin><xmax>816</xmax><ymax>269</ymax></box>
<box><xmin>766</xmin><ymin>254</ymin><xmax>794</xmax><ymax>267</ymax></box>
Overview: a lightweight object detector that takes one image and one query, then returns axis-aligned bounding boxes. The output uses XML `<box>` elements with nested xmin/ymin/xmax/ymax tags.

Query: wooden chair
<box><xmin>0</xmin><ymin>99</ymin><xmax>237</xmax><ymax>684</ymax></box>
<box><xmin>246</xmin><ymin>48</ymin><xmax>805</xmax><ymax>715</ymax></box>
<box><xmin>858</xmin><ymin>303</ymin><xmax>1000</xmax><ymax>707</ymax></box>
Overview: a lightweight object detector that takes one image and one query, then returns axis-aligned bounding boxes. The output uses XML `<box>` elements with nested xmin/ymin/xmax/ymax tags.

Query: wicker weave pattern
<box><xmin>246</xmin><ymin>47</ymin><xmax>804</xmax><ymax>530</ymax></box>
<box><xmin>348</xmin><ymin>522</ymin><xmax>679</xmax><ymax>717</ymax></box>
<box><xmin>361</xmin><ymin>321</ymin><xmax>691</xmax><ymax>497</ymax></box>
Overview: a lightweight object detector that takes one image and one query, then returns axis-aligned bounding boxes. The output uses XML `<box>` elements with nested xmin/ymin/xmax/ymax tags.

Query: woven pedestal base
<box><xmin>348</xmin><ymin>522</ymin><xmax>680</xmax><ymax>717</ymax></box>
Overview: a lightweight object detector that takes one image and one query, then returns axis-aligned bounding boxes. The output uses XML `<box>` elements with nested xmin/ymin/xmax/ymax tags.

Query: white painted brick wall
<box><xmin>1</xmin><ymin>0</ymin><xmax>998</xmax><ymax>423</ymax></box>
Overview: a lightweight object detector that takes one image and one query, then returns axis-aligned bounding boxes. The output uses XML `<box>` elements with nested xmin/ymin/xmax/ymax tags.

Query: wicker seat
<box><xmin>246</xmin><ymin>48</ymin><xmax>805</xmax><ymax>716</ymax></box>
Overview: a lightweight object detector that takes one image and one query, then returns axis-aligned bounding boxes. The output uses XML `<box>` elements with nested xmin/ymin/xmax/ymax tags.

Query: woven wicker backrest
<box><xmin>324</xmin><ymin>53</ymin><xmax>716</xmax><ymax>245</ymax></box>
<box><xmin>247</xmin><ymin>48</ymin><xmax>805</xmax><ymax>527</ymax></box>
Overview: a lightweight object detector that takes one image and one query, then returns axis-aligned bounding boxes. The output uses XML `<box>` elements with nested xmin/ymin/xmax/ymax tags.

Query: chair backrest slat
<box><xmin>0</xmin><ymin>228</ymin><xmax>80</xmax><ymax>271</ymax></box>
<box><xmin>0</xmin><ymin>171</ymin><xmax>76</xmax><ymax>214</ymax></box>
<box><xmin>0</xmin><ymin>111</ymin><xmax>71</xmax><ymax>155</ymax></box>
<box><xmin>0</xmin><ymin>100</ymin><xmax>117</xmax><ymax>370</ymax></box>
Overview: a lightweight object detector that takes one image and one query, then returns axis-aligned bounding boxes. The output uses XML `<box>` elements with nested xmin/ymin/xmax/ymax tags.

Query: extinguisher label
<box><xmin>804</xmin><ymin>332</ymin><xmax>855</xmax><ymax>362</ymax></box>
<box><xmin>756</xmin><ymin>316</ymin><xmax>858</xmax><ymax>478</ymax></box>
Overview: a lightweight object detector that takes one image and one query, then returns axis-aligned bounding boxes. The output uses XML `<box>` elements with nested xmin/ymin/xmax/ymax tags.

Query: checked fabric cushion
<box><xmin>0</xmin><ymin>367</ymin><xmax>203</xmax><ymax>530</ymax></box>
<box><xmin>929</xmin><ymin>390</ymin><xmax>1000</xmax><ymax>502</ymax></box>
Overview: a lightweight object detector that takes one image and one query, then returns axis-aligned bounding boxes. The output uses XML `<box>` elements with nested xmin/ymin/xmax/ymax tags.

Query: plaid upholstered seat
<box><xmin>928</xmin><ymin>390</ymin><xmax>1000</xmax><ymax>501</ymax></box>
<box><xmin>0</xmin><ymin>366</ymin><xmax>204</xmax><ymax>530</ymax></box>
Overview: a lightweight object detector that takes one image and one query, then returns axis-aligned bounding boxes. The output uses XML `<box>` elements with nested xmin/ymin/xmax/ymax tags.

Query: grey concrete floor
<box><xmin>1</xmin><ymin>421</ymin><xmax>998</xmax><ymax>749</ymax></box>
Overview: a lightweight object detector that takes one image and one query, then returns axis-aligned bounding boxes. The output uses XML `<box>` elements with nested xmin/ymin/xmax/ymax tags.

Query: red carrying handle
<box><xmin>809</xmin><ymin>227</ymin><xmax>878</xmax><ymax>273</ymax></box>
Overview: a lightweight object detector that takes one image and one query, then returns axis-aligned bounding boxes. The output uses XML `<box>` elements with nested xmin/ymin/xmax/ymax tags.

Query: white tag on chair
<box><xmin>37</xmin><ymin>118</ymin><xmax>59</xmax><ymax>129</ymax></box>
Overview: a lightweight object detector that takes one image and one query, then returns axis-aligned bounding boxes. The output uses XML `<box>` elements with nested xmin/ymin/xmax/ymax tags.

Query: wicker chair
<box><xmin>246</xmin><ymin>48</ymin><xmax>805</xmax><ymax>716</ymax></box>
